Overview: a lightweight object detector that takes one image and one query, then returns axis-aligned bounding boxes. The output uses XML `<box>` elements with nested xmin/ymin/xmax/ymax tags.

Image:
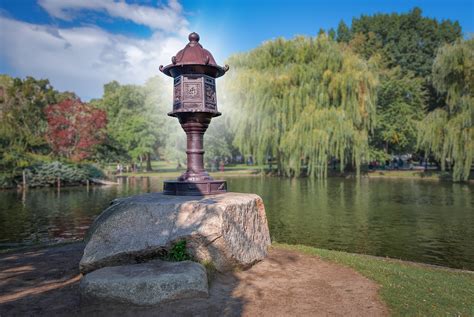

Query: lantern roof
<box><xmin>160</xmin><ymin>32</ymin><xmax>229</xmax><ymax>78</ymax></box>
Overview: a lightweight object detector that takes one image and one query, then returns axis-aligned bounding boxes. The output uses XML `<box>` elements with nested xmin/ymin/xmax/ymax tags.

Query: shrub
<box><xmin>165</xmin><ymin>240</ymin><xmax>192</xmax><ymax>262</ymax></box>
<box><xmin>0</xmin><ymin>173</ymin><xmax>15</xmax><ymax>189</ymax></box>
<box><xmin>24</xmin><ymin>161</ymin><xmax>104</xmax><ymax>187</ymax></box>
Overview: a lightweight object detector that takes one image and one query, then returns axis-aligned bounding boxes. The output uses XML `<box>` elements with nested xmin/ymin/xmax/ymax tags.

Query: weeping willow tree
<box><xmin>222</xmin><ymin>35</ymin><xmax>378</xmax><ymax>177</ymax></box>
<box><xmin>417</xmin><ymin>39</ymin><xmax>473</xmax><ymax>181</ymax></box>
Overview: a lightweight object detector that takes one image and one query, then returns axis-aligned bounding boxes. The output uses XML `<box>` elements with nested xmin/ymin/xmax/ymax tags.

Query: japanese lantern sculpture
<box><xmin>160</xmin><ymin>32</ymin><xmax>228</xmax><ymax>195</ymax></box>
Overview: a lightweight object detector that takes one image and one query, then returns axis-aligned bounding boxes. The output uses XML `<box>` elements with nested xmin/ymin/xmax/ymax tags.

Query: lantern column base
<box><xmin>163</xmin><ymin>179</ymin><xmax>227</xmax><ymax>196</ymax></box>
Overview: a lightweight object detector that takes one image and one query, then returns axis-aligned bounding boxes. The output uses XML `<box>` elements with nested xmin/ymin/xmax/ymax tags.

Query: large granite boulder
<box><xmin>80</xmin><ymin>192</ymin><xmax>271</xmax><ymax>274</ymax></box>
<box><xmin>80</xmin><ymin>260</ymin><xmax>208</xmax><ymax>305</ymax></box>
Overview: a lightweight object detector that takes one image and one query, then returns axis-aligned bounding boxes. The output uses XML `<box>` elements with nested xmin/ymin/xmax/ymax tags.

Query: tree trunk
<box><xmin>345</xmin><ymin>161</ymin><xmax>355</xmax><ymax>173</ymax></box>
<box><xmin>146</xmin><ymin>153</ymin><xmax>153</xmax><ymax>172</ymax></box>
<box><xmin>276</xmin><ymin>150</ymin><xmax>283</xmax><ymax>176</ymax></box>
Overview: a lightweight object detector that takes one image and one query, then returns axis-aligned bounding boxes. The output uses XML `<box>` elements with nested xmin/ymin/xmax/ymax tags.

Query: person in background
<box><xmin>210</xmin><ymin>158</ymin><xmax>216</xmax><ymax>172</ymax></box>
<box><xmin>398</xmin><ymin>158</ymin><xmax>403</xmax><ymax>169</ymax></box>
<box><xmin>219</xmin><ymin>160</ymin><xmax>225</xmax><ymax>172</ymax></box>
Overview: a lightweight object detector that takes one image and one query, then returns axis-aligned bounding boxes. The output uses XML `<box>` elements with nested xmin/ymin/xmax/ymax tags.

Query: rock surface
<box><xmin>80</xmin><ymin>260</ymin><xmax>208</xmax><ymax>306</ymax></box>
<box><xmin>80</xmin><ymin>192</ymin><xmax>271</xmax><ymax>274</ymax></box>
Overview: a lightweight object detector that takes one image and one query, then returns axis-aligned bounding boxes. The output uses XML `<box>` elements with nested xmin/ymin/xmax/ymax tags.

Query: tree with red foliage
<box><xmin>44</xmin><ymin>99</ymin><xmax>107</xmax><ymax>162</ymax></box>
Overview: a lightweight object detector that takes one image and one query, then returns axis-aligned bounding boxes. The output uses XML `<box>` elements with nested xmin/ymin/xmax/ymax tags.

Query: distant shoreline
<box><xmin>2</xmin><ymin>168</ymin><xmax>472</xmax><ymax>190</ymax></box>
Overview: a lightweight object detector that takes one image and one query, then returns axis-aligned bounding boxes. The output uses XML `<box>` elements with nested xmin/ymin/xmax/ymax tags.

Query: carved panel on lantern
<box><xmin>205</xmin><ymin>84</ymin><xmax>216</xmax><ymax>103</ymax></box>
<box><xmin>169</xmin><ymin>75</ymin><xmax>220</xmax><ymax>115</ymax></box>
<box><xmin>182</xmin><ymin>103</ymin><xmax>201</xmax><ymax>111</ymax></box>
<box><xmin>184</xmin><ymin>83</ymin><xmax>201</xmax><ymax>100</ymax></box>
<box><xmin>174</xmin><ymin>85</ymin><xmax>181</xmax><ymax>104</ymax></box>
<box><xmin>173</xmin><ymin>76</ymin><xmax>182</xmax><ymax>111</ymax></box>
<box><xmin>204</xmin><ymin>77</ymin><xmax>215</xmax><ymax>85</ymax></box>
<box><xmin>206</xmin><ymin>103</ymin><xmax>216</xmax><ymax>111</ymax></box>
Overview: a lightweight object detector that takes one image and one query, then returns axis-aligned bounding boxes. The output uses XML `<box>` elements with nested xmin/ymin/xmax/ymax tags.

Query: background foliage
<box><xmin>224</xmin><ymin>35</ymin><xmax>378</xmax><ymax>177</ymax></box>
<box><xmin>417</xmin><ymin>39</ymin><xmax>473</xmax><ymax>181</ymax></box>
<box><xmin>0</xmin><ymin>7</ymin><xmax>472</xmax><ymax>183</ymax></box>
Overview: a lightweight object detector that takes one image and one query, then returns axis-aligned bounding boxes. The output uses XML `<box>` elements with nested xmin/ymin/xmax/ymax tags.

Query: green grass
<box><xmin>107</xmin><ymin>161</ymin><xmax>263</xmax><ymax>178</ymax></box>
<box><xmin>367</xmin><ymin>170</ymin><xmax>453</xmax><ymax>181</ymax></box>
<box><xmin>106</xmin><ymin>160</ymin><xmax>473</xmax><ymax>182</ymax></box>
<box><xmin>121</xmin><ymin>169</ymin><xmax>261</xmax><ymax>178</ymax></box>
<box><xmin>275</xmin><ymin>243</ymin><xmax>474</xmax><ymax>316</ymax></box>
<box><xmin>165</xmin><ymin>240</ymin><xmax>192</xmax><ymax>262</ymax></box>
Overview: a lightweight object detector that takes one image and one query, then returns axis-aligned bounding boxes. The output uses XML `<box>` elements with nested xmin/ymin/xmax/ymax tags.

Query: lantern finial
<box><xmin>188</xmin><ymin>32</ymin><xmax>200</xmax><ymax>43</ymax></box>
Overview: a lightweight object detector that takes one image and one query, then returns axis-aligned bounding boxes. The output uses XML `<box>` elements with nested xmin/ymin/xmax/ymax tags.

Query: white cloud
<box><xmin>38</xmin><ymin>0</ymin><xmax>188</xmax><ymax>34</ymax></box>
<box><xmin>0</xmin><ymin>1</ymin><xmax>232</xmax><ymax>101</ymax></box>
<box><xmin>0</xmin><ymin>5</ymin><xmax>189</xmax><ymax>100</ymax></box>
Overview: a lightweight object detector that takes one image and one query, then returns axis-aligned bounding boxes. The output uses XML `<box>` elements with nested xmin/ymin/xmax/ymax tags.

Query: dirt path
<box><xmin>0</xmin><ymin>243</ymin><xmax>388</xmax><ymax>316</ymax></box>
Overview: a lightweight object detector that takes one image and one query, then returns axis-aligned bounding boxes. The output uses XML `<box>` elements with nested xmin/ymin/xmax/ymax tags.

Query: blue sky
<box><xmin>1</xmin><ymin>0</ymin><xmax>472</xmax><ymax>100</ymax></box>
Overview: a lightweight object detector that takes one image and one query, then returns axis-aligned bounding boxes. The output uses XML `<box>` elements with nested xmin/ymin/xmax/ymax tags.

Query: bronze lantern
<box><xmin>159</xmin><ymin>32</ymin><xmax>228</xmax><ymax>195</ymax></box>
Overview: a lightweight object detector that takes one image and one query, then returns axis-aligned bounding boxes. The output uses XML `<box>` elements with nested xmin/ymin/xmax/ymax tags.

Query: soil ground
<box><xmin>0</xmin><ymin>243</ymin><xmax>388</xmax><ymax>316</ymax></box>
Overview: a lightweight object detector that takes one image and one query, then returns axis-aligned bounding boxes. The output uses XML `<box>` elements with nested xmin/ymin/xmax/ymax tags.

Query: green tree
<box><xmin>349</xmin><ymin>7</ymin><xmax>462</xmax><ymax>77</ymax></box>
<box><xmin>204</xmin><ymin>116</ymin><xmax>234</xmax><ymax>167</ymax></box>
<box><xmin>223</xmin><ymin>35</ymin><xmax>378</xmax><ymax>178</ymax></box>
<box><xmin>345</xmin><ymin>8</ymin><xmax>462</xmax><ymax>157</ymax></box>
<box><xmin>349</xmin><ymin>32</ymin><xmax>384</xmax><ymax>61</ymax></box>
<box><xmin>96</xmin><ymin>81</ymin><xmax>162</xmax><ymax>170</ymax></box>
<box><xmin>0</xmin><ymin>75</ymin><xmax>60</xmax><ymax>173</ymax></box>
<box><xmin>201</xmin><ymin>84</ymin><xmax>236</xmax><ymax>168</ymax></box>
<box><xmin>417</xmin><ymin>39</ymin><xmax>473</xmax><ymax>181</ymax></box>
<box><xmin>348</xmin><ymin>8</ymin><xmax>462</xmax><ymax>113</ymax></box>
<box><xmin>371</xmin><ymin>68</ymin><xmax>426</xmax><ymax>154</ymax></box>
<box><xmin>142</xmin><ymin>76</ymin><xmax>188</xmax><ymax>168</ymax></box>
<box><xmin>336</xmin><ymin>20</ymin><xmax>351</xmax><ymax>43</ymax></box>
<box><xmin>142</xmin><ymin>76</ymin><xmax>173</xmax><ymax>170</ymax></box>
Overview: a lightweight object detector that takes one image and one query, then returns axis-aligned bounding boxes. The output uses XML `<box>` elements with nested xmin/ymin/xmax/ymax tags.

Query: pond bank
<box><xmin>1</xmin><ymin>242</ymin><xmax>472</xmax><ymax>316</ymax></box>
<box><xmin>364</xmin><ymin>170</ymin><xmax>474</xmax><ymax>182</ymax></box>
<box><xmin>0</xmin><ymin>242</ymin><xmax>388</xmax><ymax>316</ymax></box>
<box><xmin>276</xmin><ymin>244</ymin><xmax>474</xmax><ymax>316</ymax></box>
<box><xmin>121</xmin><ymin>168</ymin><xmax>472</xmax><ymax>183</ymax></box>
<box><xmin>2</xmin><ymin>167</ymin><xmax>470</xmax><ymax>190</ymax></box>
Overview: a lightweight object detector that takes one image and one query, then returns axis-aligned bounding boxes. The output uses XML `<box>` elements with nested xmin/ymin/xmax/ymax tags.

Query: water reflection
<box><xmin>226</xmin><ymin>177</ymin><xmax>474</xmax><ymax>270</ymax></box>
<box><xmin>0</xmin><ymin>177</ymin><xmax>472</xmax><ymax>270</ymax></box>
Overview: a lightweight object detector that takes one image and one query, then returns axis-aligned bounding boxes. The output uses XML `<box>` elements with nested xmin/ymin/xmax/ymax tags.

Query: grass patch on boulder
<box><xmin>164</xmin><ymin>240</ymin><xmax>192</xmax><ymax>262</ymax></box>
<box><xmin>200</xmin><ymin>259</ymin><xmax>217</xmax><ymax>284</ymax></box>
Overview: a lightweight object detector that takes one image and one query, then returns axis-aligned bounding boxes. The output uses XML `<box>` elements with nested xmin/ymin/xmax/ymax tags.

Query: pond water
<box><xmin>0</xmin><ymin>176</ymin><xmax>473</xmax><ymax>270</ymax></box>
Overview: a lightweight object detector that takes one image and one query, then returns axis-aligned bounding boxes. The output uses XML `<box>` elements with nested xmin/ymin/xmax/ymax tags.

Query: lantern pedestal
<box><xmin>163</xmin><ymin>180</ymin><xmax>227</xmax><ymax>196</ymax></box>
<box><xmin>163</xmin><ymin>112</ymin><xmax>226</xmax><ymax>196</ymax></box>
